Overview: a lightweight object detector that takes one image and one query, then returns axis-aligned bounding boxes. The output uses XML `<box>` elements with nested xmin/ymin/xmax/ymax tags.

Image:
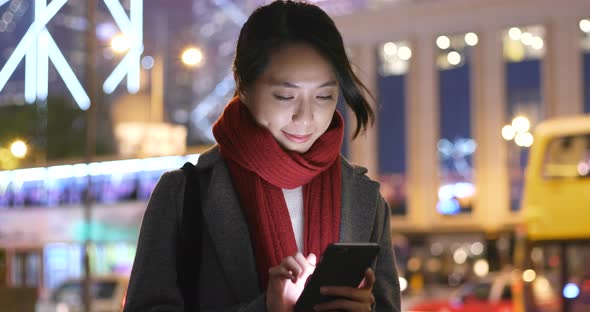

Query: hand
<box><xmin>313</xmin><ymin>268</ymin><xmax>376</xmax><ymax>312</ymax></box>
<box><xmin>266</xmin><ymin>252</ymin><xmax>317</xmax><ymax>312</ymax></box>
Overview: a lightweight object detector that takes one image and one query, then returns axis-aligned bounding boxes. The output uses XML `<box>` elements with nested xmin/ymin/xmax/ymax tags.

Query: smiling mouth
<box><xmin>282</xmin><ymin>131</ymin><xmax>312</xmax><ymax>143</ymax></box>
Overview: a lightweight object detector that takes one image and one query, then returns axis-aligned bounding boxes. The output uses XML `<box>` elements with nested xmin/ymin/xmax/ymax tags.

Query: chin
<box><xmin>288</xmin><ymin>145</ymin><xmax>311</xmax><ymax>154</ymax></box>
<box><xmin>280</xmin><ymin>141</ymin><xmax>312</xmax><ymax>154</ymax></box>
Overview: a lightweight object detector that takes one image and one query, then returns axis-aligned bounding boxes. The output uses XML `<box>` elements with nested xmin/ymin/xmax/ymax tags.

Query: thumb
<box><xmin>307</xmin><ymin>253</ymin><xmax>317</xmax><ymax>266</ymax></box>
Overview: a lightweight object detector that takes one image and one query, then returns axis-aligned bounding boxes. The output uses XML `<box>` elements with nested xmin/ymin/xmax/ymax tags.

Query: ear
<box><xmin>237</xmin><ymin>90</ymin><xmax>248</xmax><ymax>106</ymax></box>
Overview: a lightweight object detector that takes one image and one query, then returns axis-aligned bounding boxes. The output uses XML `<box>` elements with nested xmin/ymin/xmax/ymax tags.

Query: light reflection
<box><xmin>502</xmin><ymin>125</ymin><xmax>516</xmax><ymax>141</ymax></box>
<box><xmin>509</xmin><ymin>27</ymin><xmax>522</xmax><ymax>40</ymax></box>
<box><xmin>436</xmin><ymin>35</ymin><xmax>451</xmax><ymax>49</ymax></box>
<box><xmin>430</xmin><ymin>243</ymin><xmax>444</xmax><ymax>256</ymax></box>
<box><xmin>447</xmin><ymin>51</ymin><xmax>461</xmax><ymax>65</ymax></box>
<box><xmin>523</xmin><ymin>269</ymin><xmax>536</xmax><ymax>282</ymax></box>
<box><xmin>512</xmin><ymin>116</ymin><xmax>531</xmax><ymax>133</ymax></box>
<box><xmin>10</xmin><ymin>140</ymin><xmax>27</xmax><ymax>158</ymax></box>
<box><xmin>398</xmin><ymin>46</ymin><xmax>412</xmax><ymax>61</ymax></box>
<box><xmin>473</xmin><ymin>259</ymin><xmax>489</xmax><ymax>277</ymax></box>
<box><xmin>521</xmin><ymin>32</ymin><xmax>533</xmax><ymax>45</ymax></box>
<box><xmin>515</xmin><ymin>132</ymin><xmax>534</xmax><ymax>147</ymax></box>
<box><xmin>453</xmin><ymin>248</ymin><xmax>468</xmax><ymax>264</ymax></box>
<box><xmin>578</xmin><ymin>162</ymin><xmax>589</xmax><ymax>176</ymax></box>
<box><xmin>399</xmin><ymin>277</ymin><xmax>408</xmax><ymax>292</ymax></box>
<box><xmin>470</xmin><ymin>242</ymin><xmax>484</xmax><ymax>256</ymax></box>
<box><xmin>465</xmin><ymin>32</ymin><xmax>478</xmax><ymax>46</ymax></box>
<box><xmin>383</xmin><ymin>41</ymin><xmax>397</xmax><ymax>56</ymax></box>
<box><xmin>563</xmin><ymin>283</ymin><xmax>580</xmax><ymax>299</ymax></box>
<box><xmin>531</xmin><ymin>36</ymin><xmax>544</xmax><ymax>50</ymax></box>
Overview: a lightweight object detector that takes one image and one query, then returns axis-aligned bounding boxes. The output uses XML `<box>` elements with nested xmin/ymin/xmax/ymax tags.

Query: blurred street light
<box><xmin>465</xmin><ymin>32</ymin><xmax>479</xmax><ymax>46</ymax></box>
<box><xmin>436</xmin><ymin>35</ymin><xmax>451</xmax><ymax>49</ymax></box>
<box><xmin>10</xmin><ymin>140</ymin><xmax>27</xmax><ymax>158</ymax></box>
<box><xmin>398</xmin><ymin>46</ymin><xmax>412</xmax><ymax>61</ymax></box>
<box><xmin>503</xmin><ymin>115</ymin><xmax>533</xmax><ymax>147</ymax></box>
<box><xmin>383</xmin><ymin>41</ymin><xmax>397</xmax><ymax>56</ymax></box>
<box><xmin>511</xmin><ymin>115</ymin><xmax>531</xmax><ymax>133</ymax></box>
<box><xmin>515</xmin><ymin>132</ymin><xmax>534</xmax><ymax>147</ymax></box>
<box><xmin>521</xmin><ymin>32</ymin><xmax>533</xmax><ymax>46</ymax></box>
<box><xmin>502</xmin><ymin>125</ymin><xmax>516</xmax><ymax>141</ymax></box>
<box><xmin>181</xmin><ymin>46</ymin><xmax>204</xmax><ymax>67</ymax></box>
<box><xmin>473</xmin><ymin>259</ymin><xmax>490</xmax><ymax>277</ymax></box>
<box><xmin>523</xmin><ymin>269</ymin><xmax>537</xmax><ymax>282</ymax></box>
<box><xmin>0</xmin><ymin>139</ymin><xmax>27</xmax><ymax>170</ymax></box>
<box><xmin>447</xmin><ymin>51</ymin><xmax>461</xmax><ymax>66</ymax></box>
<box><xmin>110</xmin><ymin>34</ymin><xmax>130</xmax><ymax>54</ymax></box>
<box><xmin>509</xmin><ymin>27</ymin><xmax>522</xmax><ymax>41</ymax></box>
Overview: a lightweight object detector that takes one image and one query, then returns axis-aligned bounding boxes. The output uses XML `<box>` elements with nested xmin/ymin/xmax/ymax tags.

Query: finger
<box><xmin>320</xmin><ymin>286</ymin><xmax>373</xmax><ymax>303</ymax></box>
<box><xmin>281</xmin><ymin>256</ymin><xmax>303</xmax><ymax>281</ymax></box>
<box><xmin>268</xmin><ymin>265</ymin><xmax>293</xmax><ymax>280</ymax></box>
<box><xmin>294</xmin><ymin>252</ymin><xmax>314</xmax><ymax>276</ymax></box>
<box><xmin>360</xmin><ymin>268</ymin><xmax>376</xmax><ymax>290</ymax></box>
<box><xmin>304</xmin><ymin>253</ymin><xmax>317</xmax><ymax>277</ymax></box>
<box><xmin>307</xmin><ymin>253</ymin><xmax>317</xmax><ymax>266</ymax></box>
<box><xmin>313</xmin><ymin>299</ymin><xmax>371</xmax><ymax>312</ymax></box>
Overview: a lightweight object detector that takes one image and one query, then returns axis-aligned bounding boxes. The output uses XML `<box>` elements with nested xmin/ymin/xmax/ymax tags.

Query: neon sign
<box><xmin>0</xmin><ymin>0</ymin><xmax>143</xmax><ymax>110</ymax></box>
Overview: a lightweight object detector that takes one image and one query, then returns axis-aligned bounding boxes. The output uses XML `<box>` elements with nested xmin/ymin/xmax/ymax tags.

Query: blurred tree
<box><xmin>0</xmin><ymin>103</ymin><xmax>36</xmax><ymax>169</ymax></box>
<box><xmin>0</xmin><ymin>97</ymin><xmax>113</xmax><ymax>167</ymax></box>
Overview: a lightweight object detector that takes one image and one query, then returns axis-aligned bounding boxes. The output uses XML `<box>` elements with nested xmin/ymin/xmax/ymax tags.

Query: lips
<box><xmin>282</xmin><ymin>131</ymin><xmax>312</xmax><ymax>143</ymax></box>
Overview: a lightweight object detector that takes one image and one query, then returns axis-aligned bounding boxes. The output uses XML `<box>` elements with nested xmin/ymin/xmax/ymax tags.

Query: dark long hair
<box><xmin>233</xmin><ymin>0</ymin><xmax>374</xmax><ymax>139</ymax></box>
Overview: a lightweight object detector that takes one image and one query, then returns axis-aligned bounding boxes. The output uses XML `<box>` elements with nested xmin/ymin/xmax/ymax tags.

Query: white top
<box><xmin>282</xmin><ymin>186</ymin><xmax>304</xmax><ymax>252</ymax></box>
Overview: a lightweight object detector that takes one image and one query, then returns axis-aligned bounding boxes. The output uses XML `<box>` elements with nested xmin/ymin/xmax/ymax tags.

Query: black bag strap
<box><xmin>178</xmin><ymin>162</ymin><xmax>202</xmax><ymax>312</ymax></box>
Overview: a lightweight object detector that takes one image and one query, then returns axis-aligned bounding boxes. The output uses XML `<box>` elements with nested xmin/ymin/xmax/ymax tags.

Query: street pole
<box><xmin>83</xmin><ymin>0</ymin><xmax>98</xmax><ymax>311</ymax></box>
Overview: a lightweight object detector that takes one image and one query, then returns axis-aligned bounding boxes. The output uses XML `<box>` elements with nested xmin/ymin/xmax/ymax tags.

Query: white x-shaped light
<box><xmin>0</xmin><ymin>0</ymin><xmax>144</xmax><ymax>109</ymax></box>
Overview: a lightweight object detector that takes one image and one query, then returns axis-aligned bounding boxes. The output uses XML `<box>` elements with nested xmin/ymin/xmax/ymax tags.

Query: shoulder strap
<box><xmin>178</xmin><ymin>162</ymin><xmax>202</xmax><ymax>312</ymax></box>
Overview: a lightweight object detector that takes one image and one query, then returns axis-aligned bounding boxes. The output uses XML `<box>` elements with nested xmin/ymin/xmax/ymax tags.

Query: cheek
<box><xmin>318</xmin><ymin>108</ymin><xmax>337</xmax><ymax>130</ymax></box>
<box><xmin>256</xmin><ymin>106</ymin><xmax>292</xmax><ymax>128</ymax></box>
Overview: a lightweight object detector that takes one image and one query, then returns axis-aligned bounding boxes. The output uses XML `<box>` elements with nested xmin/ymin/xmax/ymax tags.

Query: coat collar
<box><xmin>195</xmin><ymin>146</ymin><xmax>378</xmax><ymax>299</ymax></box>
<box><xmin>339</xmin><ymin>158</ymin><xmax>378</xmax><ymax>243</ymax></box>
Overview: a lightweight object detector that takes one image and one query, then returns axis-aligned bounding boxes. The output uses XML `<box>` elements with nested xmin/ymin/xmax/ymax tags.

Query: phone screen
<box><xmin>294</xmin><ymin>243</ymin><xmax>380</xmax><ymax>311</ymax></box>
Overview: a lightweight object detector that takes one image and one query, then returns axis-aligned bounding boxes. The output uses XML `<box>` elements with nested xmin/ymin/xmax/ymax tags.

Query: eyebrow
<box><xmin>268</xmin><ymin>80</ymin><xmax>337</xmax><ymax>88</ymax></box>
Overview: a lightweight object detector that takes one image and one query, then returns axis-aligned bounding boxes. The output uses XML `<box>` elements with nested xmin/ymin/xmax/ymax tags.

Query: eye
<box><xmin>317</xmin><ymin>95</ymin><xmax>334</xmax><ymax>101</ymax></box>
<box><xmin>273</xmin><ymin>94</ymin><xmax>294</xmax><ymax>101</ymax></box>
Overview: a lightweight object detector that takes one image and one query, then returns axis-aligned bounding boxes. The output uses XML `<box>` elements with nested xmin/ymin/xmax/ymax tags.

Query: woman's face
<box><xmin>242</xmin><ymin>43</ymin><xmax>339</xmax><ymax>154</ymax></box>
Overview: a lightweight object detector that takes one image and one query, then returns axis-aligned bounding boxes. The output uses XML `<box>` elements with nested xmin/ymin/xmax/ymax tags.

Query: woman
<box><xmin>123</xmin><ymin>1</ymin><xmax>401</xmax><ymax>311</ymax></box>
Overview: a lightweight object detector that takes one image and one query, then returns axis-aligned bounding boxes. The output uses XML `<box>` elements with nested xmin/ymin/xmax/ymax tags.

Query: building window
<box><xmin>377</xmin><ymin>41</ymin><xmax>410</xmax><ymax>216</ymax></box>
<box><xmin>502</xmin><ymin>25</ymin><xmax>545</xmax><ymax>211</ymax></box>
<box><xmin>9</xmin><ymin>250</ymin><xmax>41</xmax><ymax>288</ymax></box>
<box><xmin>435</xmin><ymin>33</ymin><xmax>477</xmax><ymax>215</ymax></box>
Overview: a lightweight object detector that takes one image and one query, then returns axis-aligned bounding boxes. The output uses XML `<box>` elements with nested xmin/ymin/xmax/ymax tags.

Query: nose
<box><xmin>292</xmin><ymin>99</ymin><xmax>313</xmax><ymax>126</ymax></box>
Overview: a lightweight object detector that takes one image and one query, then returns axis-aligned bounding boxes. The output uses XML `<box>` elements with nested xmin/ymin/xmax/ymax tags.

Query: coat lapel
<box><xmin>339</xmin><ymin>160</ymin><xmax>377</xmax><ymax>242</ymax></box>
<box><xmin>200</xmin><ymin>157</ymin><xmax>260</xmax><ymax>301</ymax></box>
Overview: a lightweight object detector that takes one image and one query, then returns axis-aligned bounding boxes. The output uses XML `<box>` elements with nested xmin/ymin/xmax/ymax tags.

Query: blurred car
<box><xmin>410</xmin><ymin>271</ymin><xmax>558</xmax><ymax>312</ymax></box>
<box><xmin>35</xmin><ymin>275</ymin><xmax>129</xmax><ymax>312</ymax></box>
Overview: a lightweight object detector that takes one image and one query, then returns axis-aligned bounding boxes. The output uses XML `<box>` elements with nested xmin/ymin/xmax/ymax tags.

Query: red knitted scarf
<box><xmin>212</xmin><ymin>97</ymin><xmax>343</xmax><ymax>287</ymax></box>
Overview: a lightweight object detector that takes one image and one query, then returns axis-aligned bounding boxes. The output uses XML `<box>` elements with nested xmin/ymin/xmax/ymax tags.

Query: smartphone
<box><xmin>294</xmin><ymin>242</ymin><xmax>380</xmax><ymax>311</ymax></box>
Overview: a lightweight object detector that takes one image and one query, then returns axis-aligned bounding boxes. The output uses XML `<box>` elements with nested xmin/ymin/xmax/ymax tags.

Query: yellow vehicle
<box><xmin>514</xmin><ymin>115</ymin><xmax>590</xmax><ymax>312</ymax></box>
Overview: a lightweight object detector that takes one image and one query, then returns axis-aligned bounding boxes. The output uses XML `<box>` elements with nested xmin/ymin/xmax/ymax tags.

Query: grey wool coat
<box><xmin>123</xmin><ymin>146</ymin><xmax>401</xmax><ymax>311</ymax></box>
